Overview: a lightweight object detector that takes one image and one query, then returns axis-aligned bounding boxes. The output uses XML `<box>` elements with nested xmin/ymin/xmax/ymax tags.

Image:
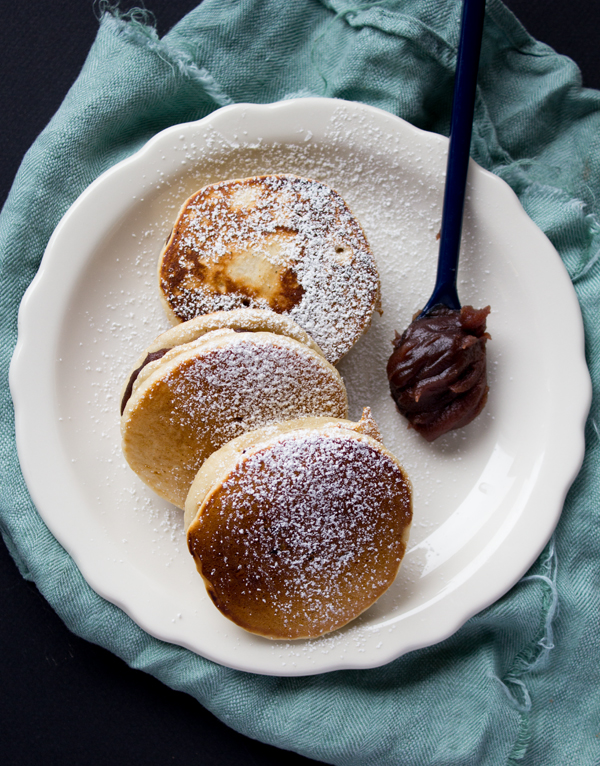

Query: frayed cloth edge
<box><xmin>0</xmin><ymin>522</ymin><xmax>33</xmax><ymax>581</ymax></box>
<box><xmin>100</xmin><ymin>6</ymin><xmax>233</xmax><ymax>107</ymax></box>
<box><xmin>489</xmin><ymin>538</ymin><xmax>559</xmax><ymax>761</ymax></box>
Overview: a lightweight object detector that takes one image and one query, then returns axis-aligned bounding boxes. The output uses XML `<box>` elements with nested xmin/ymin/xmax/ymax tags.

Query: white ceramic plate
<box><xmin>10</xmin><ymin>98</ymin><xmax>591</xmax><ymax>676</ymax></box>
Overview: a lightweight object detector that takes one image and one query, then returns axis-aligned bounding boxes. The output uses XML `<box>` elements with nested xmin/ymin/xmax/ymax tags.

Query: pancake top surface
<box><xmin>187</xmin><ymin>428</ymin><xmax>412</xmax><ymax>639</ymax></box>
<box><xmin>120</xmin><ymin>309</ymin><xmax>325</xmax><ymax>414</ymax></box>
<box><xmin>158</xmin><ymin>175</ymin><xmax>380</xmax><ymax>363</ymax></box>
<box><xmin>121</xmin><ymin>332</ymin><xmax>347</xmax><ymax>509</ymax></box>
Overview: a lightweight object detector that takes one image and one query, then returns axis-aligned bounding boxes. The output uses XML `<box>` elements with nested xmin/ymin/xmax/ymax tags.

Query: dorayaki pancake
<box><xmin>157</xmin><ymin>175</ymin><xmax>381</xmax><ymax>364</ymax></box>
<box><xmin>121</xmin><ymin>322</ymin><xmax>348</xmax><ymax>509</ymax></box>
<box><xmin>119</xmin><ymin>308</ymin><xmax>324</xmax><ymax>416</ymax></box>
<box><xmin>185</xmin><ymin>411</ymin><xmax>412</xmax><ymax>640</ymax></box>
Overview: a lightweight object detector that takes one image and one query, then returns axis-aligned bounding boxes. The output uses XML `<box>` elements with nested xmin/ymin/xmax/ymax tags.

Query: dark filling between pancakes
<box><xmin>120</xmin><ymin>348</ymin><xmax>169</xmax><ymax>415</ymax></box>
<box><xmin>120</xmin><ymin>330</ymin><xmax>261</xmax><ymax>415</ymax></box>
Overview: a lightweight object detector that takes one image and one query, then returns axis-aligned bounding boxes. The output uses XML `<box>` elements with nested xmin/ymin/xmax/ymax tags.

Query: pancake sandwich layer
<box><xmin>121</xmin><ymin>312</ymin><xmax>347</xmax><ymax>509</ymax></box>
<box><xmin>185</xmin><ymin>413</ymin><xmax>412</xmax><ymax>640</ymax></box>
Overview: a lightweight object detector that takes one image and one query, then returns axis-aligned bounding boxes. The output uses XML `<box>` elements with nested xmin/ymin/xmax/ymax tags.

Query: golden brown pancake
<box><xmin>158</xmin><ymin>175</ymin><xmax>381</xmax><ymax>364</ymax></box>
<box><xmin>121</xmin><ymin>315</ymin><xmax>348</xmax><ymax>509</ymax></box>
<box><xmin>185</xmin><ymin>411</ymin><xmax>412</xmax><ymax>640</ymax></box>
<box><xmin>119</xmin><ymin>308</ymin><xmax>324</xmax><ymax>415</ymax></box>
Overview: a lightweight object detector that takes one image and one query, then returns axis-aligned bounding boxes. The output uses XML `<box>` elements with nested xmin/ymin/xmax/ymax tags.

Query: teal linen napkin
<box><xmin>1</xmin><ymin>1</ymin><xmax>599</xmax><ymax>763</ymax></box>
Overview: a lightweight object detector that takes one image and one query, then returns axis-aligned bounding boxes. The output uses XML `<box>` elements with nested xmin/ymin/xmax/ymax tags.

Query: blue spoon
<box><xmin>419</xmin><ymin>0</ymin><xmax>486</xmax><ymax>318</ymax></box>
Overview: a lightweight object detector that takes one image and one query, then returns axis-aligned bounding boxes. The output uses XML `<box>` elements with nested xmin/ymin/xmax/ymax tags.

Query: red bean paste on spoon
<box><xmin>387</xmin><ymin>305</ymin><xmax>491</xmax><ymax>441</ymax></box>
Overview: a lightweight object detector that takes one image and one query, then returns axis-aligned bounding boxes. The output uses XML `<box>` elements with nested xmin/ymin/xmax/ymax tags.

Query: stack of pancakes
<box><xmin>121</xmin><ymin>175</ymin><xmax>412</xmax><ymax>640</ymax></box>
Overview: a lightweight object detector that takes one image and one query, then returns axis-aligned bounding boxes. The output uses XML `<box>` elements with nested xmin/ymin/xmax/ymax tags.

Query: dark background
<box><xmin>1</xmin><ymin>2</ymin><xmax>599</xmax><ymax>764</ymax></box>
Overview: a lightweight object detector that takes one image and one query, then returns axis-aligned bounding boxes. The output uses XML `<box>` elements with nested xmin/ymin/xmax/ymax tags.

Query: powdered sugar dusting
<box><xmin>159</xmin><ymin>175</ymin><xmax>380</xmax><ymax>362</ymax></box>
<box><xmin>192</xmin><ymin>432</ymin><xmax>411</xmax><ymax>638</ymax></box>
<box><xmin>166</xmin><ymin>336</ymin><xmax>346</xmax><ymax>447</ymax></box>
<box><xmin>123</xmin><ymin>334</ymin><xmax>347</xmax><ymax>507</ymax></box>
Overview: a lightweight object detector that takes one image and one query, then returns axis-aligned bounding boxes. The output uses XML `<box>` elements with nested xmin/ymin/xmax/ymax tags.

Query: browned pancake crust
<box><xmin>187</xmin><ymin>428</ymin><xmax>412</xmax><ymax>639</ymax></box>
<box><xmin>158</xmin><ymin>175</ymin><xmax>381</xmax><ymax>363</ymax></box>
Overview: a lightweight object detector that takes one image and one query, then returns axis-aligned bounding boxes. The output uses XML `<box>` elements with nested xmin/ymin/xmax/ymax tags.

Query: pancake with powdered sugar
<box><xmin>185</xmin><ymin>410</ymin><xmax>412</xmax><ymax>640</ymax></box>
<box><xmin>158</xmin><ymin>175</ymin><xmax>381</xmax><ymax>364</ymax></box>
<box><xmin>121</xmin><ymin>311</ymin><xmax>347</xmax><ymax>509</ymax></box>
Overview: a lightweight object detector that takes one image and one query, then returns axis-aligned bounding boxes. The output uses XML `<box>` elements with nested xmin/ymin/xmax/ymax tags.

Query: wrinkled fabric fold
<box><xmin>1</xmin><ymin>1</ymin><xmax>599</xmax><ymax>764</ymax></box>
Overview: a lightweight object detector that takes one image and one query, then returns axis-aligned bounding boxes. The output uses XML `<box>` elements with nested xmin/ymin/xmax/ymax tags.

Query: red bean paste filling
<box><xmin>387</xmin><ymin>305</ymin><xmax>491</xmax><ymax>441</ymax></box>
<box><xmin>120</xmin><ymin>348</ymin><xmax>169</xmax><ymax>415</ymax></box>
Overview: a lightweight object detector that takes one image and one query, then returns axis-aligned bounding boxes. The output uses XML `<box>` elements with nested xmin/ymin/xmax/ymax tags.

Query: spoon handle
<box><xmin>420</xmin><ymin>0</ymin><xmax>486</xmax><ymax>316</ymax></box>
